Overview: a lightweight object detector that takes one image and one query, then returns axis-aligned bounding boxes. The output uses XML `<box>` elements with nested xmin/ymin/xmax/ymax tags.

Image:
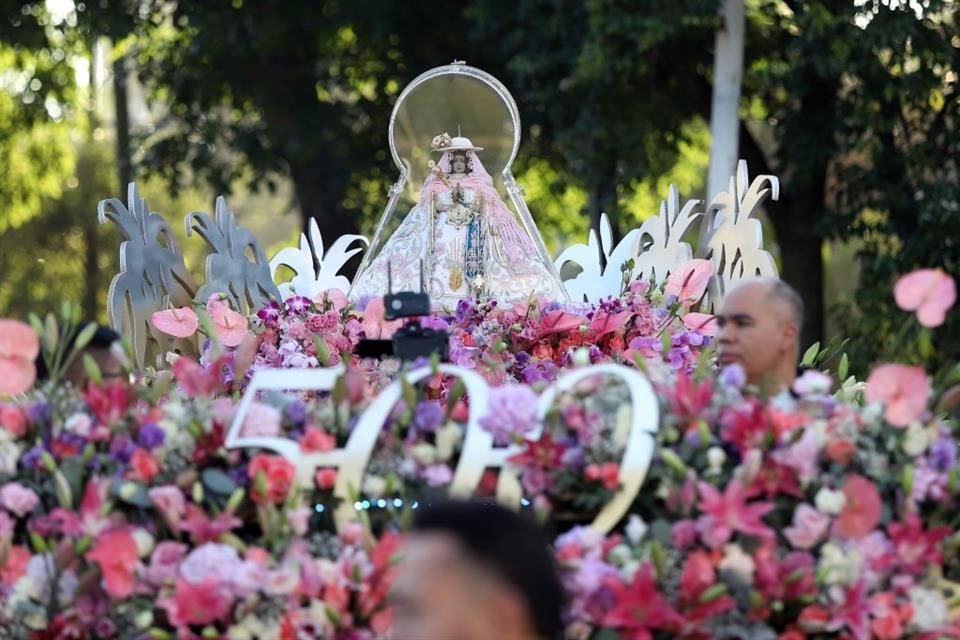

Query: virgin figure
<box><xmin>351</xmin><ymin>132</ymin><xmax>566</xmax><ymax>308</ymax></box>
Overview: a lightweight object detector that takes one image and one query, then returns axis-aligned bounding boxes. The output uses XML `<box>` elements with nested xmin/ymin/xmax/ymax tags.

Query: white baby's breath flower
<box><xmin>814</xmin><ymin>487</ymin><xmax>846</xmax><ymax>515</ymax></box>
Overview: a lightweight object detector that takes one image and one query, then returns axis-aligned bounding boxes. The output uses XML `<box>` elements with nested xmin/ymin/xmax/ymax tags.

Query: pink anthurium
<box><xmin>665</xmin><ymin>259</ymin><xmax>713</xmax><ymax>304</ymax></box>
<box><xmin>540</xmin><ymin>310</ymin><xmax>584</xmax><ymax>336</ymax></box>
<box><xmin>893</xmin><ymin>269</ymin><xmax>956</xmax><ymax>328</ymax></box>
<box><xmin>314</xmin><ymin>288</ymin><xmax>349</xmax><ymax>311</ymax></box>
<box><xmin>361</xmin><ymin>297</ymin><xmax>402</xmax><ymax>339</ymax></box>
<box><xmin>865</xmin><ymin>363</ymin><xmax>930</xmax><ymax>427</ymax></box>
<box><xmin>206</xmin><ymin>295</ymin><xmax>249</xmax><ymax>347</ymax></box>
<box><xmin>0</xmin><ymin>319</ymin><xmax>40</xmax><ymax>395</ymax></box>
<box><xmin>682</xmin><ymin>312</ymin><xmax>718</xmax><ymax>337</ymax></box>
<box><xmin>588</xmin><ymin>310</ymin><xmax>633</xmax><ymax>339</ymax></box>
<box><xmin>151</xmin><ymin>307</ymin><xmax>199</xmax><ymax>339</ymax></box>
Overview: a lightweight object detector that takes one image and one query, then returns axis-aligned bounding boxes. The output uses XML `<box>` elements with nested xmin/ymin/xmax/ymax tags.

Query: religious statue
<box><xmin>350</xmin><ymin>133</ymin><xmax>567</xmax><ymax>308</ymax></box>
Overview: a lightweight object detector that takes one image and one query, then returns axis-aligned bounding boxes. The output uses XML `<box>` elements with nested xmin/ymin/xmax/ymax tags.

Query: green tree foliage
<box><xmin>0</xmin><ymin>41</ymin><xmax>75</xmax><ymax>231</ymax></box>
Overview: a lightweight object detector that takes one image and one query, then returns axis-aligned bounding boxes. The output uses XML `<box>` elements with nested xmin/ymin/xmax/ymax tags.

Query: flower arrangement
<box><xmin>162</xmin><ymin>259</ymin><xmax>718</xmax><ymax>393</ymax></box>
<box><xmin>0</xmin><ymin>267</ymin><xmax>957</xmax><ymax>639</ymax></box>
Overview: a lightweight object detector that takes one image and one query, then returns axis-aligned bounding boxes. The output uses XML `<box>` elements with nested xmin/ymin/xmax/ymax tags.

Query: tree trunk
<box><xmin>704</xmin><ymin>0</ymin><xmax>745</xmax><ymax>237</ymax></box>
<box><xmin>113</xmin><ymin>54</ymin><xmax>132</xmax><ymax>190</ymax></box>
<box><xmin>771</xmin><ymin>187</ymin><xmax>826</xmax><ymax>349</ymax></box>
<box><xmin>289</xmin><ymin>165</ymin><xmax>362</xmax><ymax>276</ymax></box>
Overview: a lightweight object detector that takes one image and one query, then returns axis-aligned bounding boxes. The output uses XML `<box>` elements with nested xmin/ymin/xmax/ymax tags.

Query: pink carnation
<box><xmin>240</xmin><ymin>401</ymin><xmax>282</xmax><ymax>438</ymax></box>
<box><xmin>784</xmin><ymin>504</ymin><xmax>830</xmax><ymax>549</ymax></box>
<box><xmin>149</xmin><ymin>485</ymin><xmax>186</xmax><ymax>531</ymax></box>
<box><xmin>0</xmin><ymin>482</ymin><xmax>39</xmax><ymax>518</ymax></box>
<box><xmin>0</xmin><ymin>403</ymin><xmax>28</xmax><ymax>437</ymax></box>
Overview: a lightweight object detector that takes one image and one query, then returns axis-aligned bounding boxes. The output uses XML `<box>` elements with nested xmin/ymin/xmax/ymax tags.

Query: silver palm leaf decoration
<box><xmin>99</xmin><ymin>183</ymin><xmax>197</xmax><ymax>368</ymax></box>
<box><xmin>187</xmin><ymin>196</ymin><xmax>282</xmax><ymax>314</ymax></box>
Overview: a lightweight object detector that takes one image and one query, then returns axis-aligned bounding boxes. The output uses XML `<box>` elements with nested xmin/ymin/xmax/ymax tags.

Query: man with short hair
<box><xmin>391</xmin><ymin>500</ymin><xmax>565</xmax><ymax>640</ymax></box>
<box><xmin>716</xmin><ymin>277</ymin><xmax>804</xmax><ymax>394</ymax></box>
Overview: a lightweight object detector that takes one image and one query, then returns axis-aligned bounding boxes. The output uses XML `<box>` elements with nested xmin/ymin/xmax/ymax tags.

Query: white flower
<box><xmin>435</xmin><ymin>423</ymin><xmax>463</xmax><ymax>461</ymax></box>
<box><xmin>608</xmin><ymin>544</ymin><xmax>632</xmax><ymax>566</ymax></box>
<box><xmin>903</xmin><ymin>422</ymin><xmax>931</xmax><ymax>457</ymax></box>
<box><xmin>619</xmin><ymin>560</ymin><xmax>640</xmax><ymax>582</ymax></box>
<box><xmin>707</xmin><ymin>446</ymin><xmax>726</xmax><ymax>472</ymax></box>
<box><xmin>625</xmin><ymin>514</ymin><xmax>647</xmax><ymax>545</ymax></box>
<box><xmin>719</xmin><ymin>543</ymin><xmax>755</xmax><ymax>583</ymax></box>
<box><xmin>363</xmin><ymin>474</ymin><xmax>386</xmax><ymax>498</ymax></box>
<box><xmin>132</xmin><ymin>528</ymin><xmax>155</xmax><ymax>558</ymax></box>
<box><xmin>819</xmin><ymin>543</ymin><xmax>861</xmax><ymax>585</ymax></box>
<box><xmin>793</xmin><ymin>370</ymin><xmax>833</xmax><ymax>396</ymax></box>
<box><xmin>64</xmin><ymin>413</ymin><xmax>92</xmax><ymax>437</ymax></box>
<box><xmin>0</xmin><ymin>437</ymin><xmax>21</xmax><ymax>475</ymax></box>
<box><xmin>908</xmin><ymin>587</ymin><xmax>948</xmax><ymax>631</ymax></box>
<box><xmin>736</xmin><ymin>448</ymin><xmax>763</xmax><ymax>485</ymax></box>
<box><xmin>814</xmin><ymin>487</ymin><xmax>847</xmax><ymax>515</ymax></box>
<box><xmin>861</xmin><ymin>402</ymin><xmax>884</xmax><ymax>425</ymax></box>
<box><xmin>571</xmin><ymin>347</ymin><xmax>591</xmax><ymax>367</ymax></box>
<box><xmin>410</xmin><ymin>443</ymin><xmax>437</xmax><ymax>466</ymax></box>
<box><xmin>228</xmin><ymin>615</ymin><xmax>279</xmax><ymax>640</ymax></box>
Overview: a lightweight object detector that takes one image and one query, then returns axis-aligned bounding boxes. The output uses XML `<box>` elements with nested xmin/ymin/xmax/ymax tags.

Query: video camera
<box><xmin>355</xmin><ymin>263</ymin><xmax>450</xmax><ymax>362</ymax></box>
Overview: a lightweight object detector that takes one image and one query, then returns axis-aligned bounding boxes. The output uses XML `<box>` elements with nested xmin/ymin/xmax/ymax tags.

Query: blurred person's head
<box><xmin>36</xmin><ymin>324</ymin><xmax>125</xmax><ymax>388</ymax></box>
<box><xmin>391</xmin><ymin>500</ymin><xmax>564</xmax><ymax>640</ymax></box>
<box><xmin>716</xmin><ymin>277</ymin><xmax>803</xmax><ymax>393</ymax></box>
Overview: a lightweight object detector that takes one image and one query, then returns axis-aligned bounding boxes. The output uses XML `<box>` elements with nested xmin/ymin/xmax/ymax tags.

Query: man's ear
<box><xmin>781</xmin><ymin>321</ymin><xmax>799</xmax><ymax>351</ymax></box>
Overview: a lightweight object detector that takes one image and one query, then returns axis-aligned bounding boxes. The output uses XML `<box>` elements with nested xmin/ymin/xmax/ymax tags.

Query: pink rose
<box><xmin>248</xmin><ymin>454</ymin><xmax>296</xmax><ymax>504</ymax></box>
<box><xmin>0</xmin><ymin>482</ymin><xmax>39</xmax><ymax>518</ymax></box>
<box><xmin>301</xmin><ymin>428</ymin><xmax>336</xmax><ymax>452</ymax></box>
<box><xmin>784</xmin><ymin>504</ymin><xmax>830</xmax><ymax>549</ymax></box>
<box><xmin>0</xmin><ymin>403</ymin><xmax>28</xmax><ymax>437</ymax></box>
<box><xmin>149</xmin><ymin>485</ymin><xmax>186</xmax><ymax>530</ymax></box>
<box><xmin>315</xmin><ymin>468</ymin><xmax>337</xmax><ymax>490</ymax></box>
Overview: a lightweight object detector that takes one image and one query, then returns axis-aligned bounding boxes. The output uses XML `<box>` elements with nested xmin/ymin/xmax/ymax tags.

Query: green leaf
<box><xmin>112</xmin><ymin>479</ymin><xmax>153</xmax><ymax>508</ymax></box>
<box><xmin>801</xmin><ymin>342</ymin><xmax>821</xmax><ymax>367</ymax></box>
<box><xmin>82</xmin><ymin>353</ymin><xmax>103</xmax><ymax>386</ymax></box>
<box><xmin>837</xmin><ymin>353</ymin><xmax>849</xmax><ymax>382</ymax></box>
<box><xmin>202</xmin><ymin>468</ymin><xmax>237</xmax><ymax>495</ymax></box>
<box><xmin>73</xmin><ymin>321</ymin><xmax>97</xmax><ymax>351</ymax></box>
<box><xmin>43</xmin><ymin>313</ymin><xmax>59</xmax><ymax>355</ymax></box>
<box><xmin>314</xmin><ymin>335</ymin><xmax>330</xmax><ymax>366</ymax></box>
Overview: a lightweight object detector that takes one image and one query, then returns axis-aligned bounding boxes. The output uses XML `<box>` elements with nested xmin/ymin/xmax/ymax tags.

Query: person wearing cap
<box><xmin>716</xmin><ymin>277</ymin><xmax>805</xmax><ymax>395</ymax></box>
<box><xmin>350</xmin><ymin>131</ymin><xmax>566</xmax><ymax>308</ymax></box>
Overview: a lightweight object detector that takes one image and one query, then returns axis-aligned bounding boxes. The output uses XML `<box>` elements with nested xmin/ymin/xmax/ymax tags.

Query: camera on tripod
<box><xmin>355</xmin><ymin>263</ymin><xmax>450</xmax><ymax>362</ymax></box>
